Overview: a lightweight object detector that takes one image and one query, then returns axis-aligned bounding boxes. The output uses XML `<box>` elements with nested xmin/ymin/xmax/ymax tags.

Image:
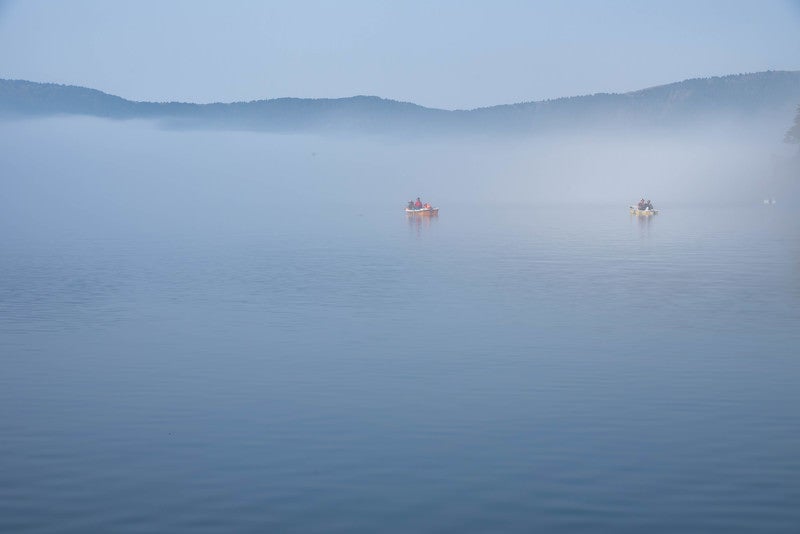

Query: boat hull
<box><xmin>630</xmin><ymin>207</ymin><xmax>658</xmax><ymax>216</ymax></box>
<box><xmin>405</xmin><ymin>208</ymin><xmax>439</xmax><ymax>215</ymax></box>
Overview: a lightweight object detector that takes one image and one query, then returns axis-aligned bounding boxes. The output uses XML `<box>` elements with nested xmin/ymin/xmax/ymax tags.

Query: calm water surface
<box><xmin>1</xmin><ymin>203</ymin><xmax>799</xmax><ymax>533</ymax></box>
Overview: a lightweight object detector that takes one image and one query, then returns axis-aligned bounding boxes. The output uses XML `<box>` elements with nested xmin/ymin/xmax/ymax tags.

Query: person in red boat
<box><xmin>414</xmin><ymin>197</ymin><xmax>423</xmax><ymax>209</ymax></box>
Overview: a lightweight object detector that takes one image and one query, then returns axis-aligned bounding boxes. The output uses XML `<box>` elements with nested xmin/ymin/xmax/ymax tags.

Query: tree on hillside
<box><xmin>786</xmin><ymin>105</ymin><xmax>800</xmax><ymax>144</ymax></box>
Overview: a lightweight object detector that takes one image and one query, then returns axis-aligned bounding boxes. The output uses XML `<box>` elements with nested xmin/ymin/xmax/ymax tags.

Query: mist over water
<box><xmin>0</xmin><ymin>117</ymin><xmax>794</xmax><ymax>243</ymax></box>
<box><xmin>2</xmin><ymin>117</ymin><xmax>800</xmax><ymax>532</ymax></box>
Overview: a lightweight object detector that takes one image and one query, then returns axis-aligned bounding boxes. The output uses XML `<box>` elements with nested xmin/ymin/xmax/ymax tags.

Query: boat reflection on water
<box><xmin>629</xmin><ymin>202</ymin><xmax>658</xmax><ymax>240</ymax></box>
<box><xmin>407</xmin><ymin>208</ymin><xmax>438</xmax><ymax>236</ymax></box>
<box><xmin>636</xmin><ymin>212</ymin><xmax>653</xmax><ymax>226</ymax></box>
<box><xmin>632</xmin><ymin>206</ymin><xmax>655</xmax><ymax>239</ymax></box>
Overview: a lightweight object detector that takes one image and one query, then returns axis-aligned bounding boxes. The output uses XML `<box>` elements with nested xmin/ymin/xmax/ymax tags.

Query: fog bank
<box><xmin>0</xmin><ymin>117</ymin><xmax>794</xmax><ymax>241</ymax></box>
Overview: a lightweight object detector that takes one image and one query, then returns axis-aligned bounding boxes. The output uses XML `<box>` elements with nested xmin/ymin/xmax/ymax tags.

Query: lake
<box><xmin>1</xmin><ymin>192</ymin><xmax>799</xmax><ymax>532</ymax></box>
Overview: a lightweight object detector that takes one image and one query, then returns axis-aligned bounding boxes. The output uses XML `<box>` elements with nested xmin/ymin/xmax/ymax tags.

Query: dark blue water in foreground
<box><xmin>1</xmin><ymin>204</ymin><xmax>799</xmax><ymax>533</ymax></box>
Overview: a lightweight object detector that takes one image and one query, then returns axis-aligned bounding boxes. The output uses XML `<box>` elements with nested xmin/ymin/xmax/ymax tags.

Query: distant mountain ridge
<box><xmin>2</xmin><ymin>70</ymin><xmax>799</xmax><ymax>135</ymax></box>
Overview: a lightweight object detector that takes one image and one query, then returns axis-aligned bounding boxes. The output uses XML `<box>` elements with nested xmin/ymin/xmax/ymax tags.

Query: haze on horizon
<box><xmin>0</xmin><ymin>0</ymin><xmax>799</xmax><ymax>109</ymax></box>
<box><xmin>0</xmin><ymin>0</ymin><xmax>798</xmax><ymax>233</ymax></box>
<box><xmin>0</xmin><ymin>113</ymin><xmax>792</xmax><ymax>246</ymax></box>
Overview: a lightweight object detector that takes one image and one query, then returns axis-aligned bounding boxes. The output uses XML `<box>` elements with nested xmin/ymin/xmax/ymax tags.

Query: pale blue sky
<box><xmin>0</xmin><ymin>0</ymin><xmax>798</xmax><ymax>109</ymax></box>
